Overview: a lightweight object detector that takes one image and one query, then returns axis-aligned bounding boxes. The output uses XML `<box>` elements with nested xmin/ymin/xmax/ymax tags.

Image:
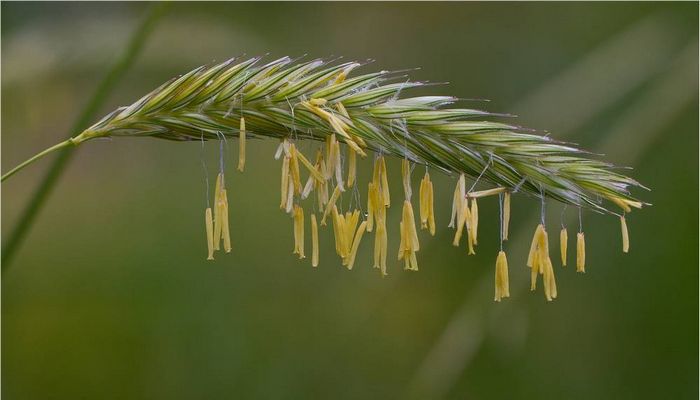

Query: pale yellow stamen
<box><xmin>527</xmin><ymin>224</ymin><xmax>545</xmax><ymax>267</ymax></box>
<box><xmin>280</xmin><ymin>155</ymin><xmax>290</xmax><ymax>209</ymax></box>
<box><xmin>331</xmin><ymin>206</ymin><xmax>342</xmax><ymax>256</ymax></box>
<box><xmin>221</xmin><ymin>189</ymin><xmax>231</xmax><ymax>253</ymax></box>
<box><xmin>452</xmin><ymin>199</ymin><xmax>470</xmax><ymax>246</ymax></box>
<box><xmin>419</xmin><ymin>172</ymin><xmax>429</xmax><ymax>229</ymax></box>
<box><xmin>213</xmin><ymin>173</ymin><xmax>224</xmax><ymax>250</ymax></box>
<box><xmin>427</xmin><ymin>178</ymin><xmax>435</xmax><ymax>236</ymax></box>
<box><xmin>347</xmin><ymin>148</ymin><xmax>356</xmax><ymax>188</ymax></box>
<box><xmin>503</xmin><ymin>192</ymin><xmax>511</xmax><ymax>240</ymax></box>
<box><xmin>296</xmin><ymin>205</ymin><xmax>305</xmax><ymax>259</ymax></box>
<box><xmin>237</xmin><ymin>117</ymin><xmax>246</xmax><ymax>172</ymax></box>
<box><xmin>608</xmin><ymin>195</ymin><xmax>643</xmax><ymax>213</ymax></box>
<box><xmin>285</xmin><ymin>178</ymin><xmax>294</xmax><ymax>213</ymax></box>
<box><xmin>205</xmin><ymin>207</ymin><xmax>214</xmax><ymax>260</ymax></box>
<box><xmin>530</xmin><ymin>248</ymin><xmax>540</xmax><ymax>291</ymax></box>
<box><xmin>367</xmin><ymin>182</ymin><xmax>377</xmax><ymax>232</ymax></box>
<box><xmin>542</xmin><ymin>256</ymin><xmax>558</xmax><ymax>301</ymax></box>
<box><xmin>373</xmin><ymin>208</ymin><xmax>388</xmax><ymax>276</ymax></box>
<box><xmin>321</xmin><ymin>185</ymin><xmax>342</xmax><ymax>226</ymax></box>
<box><xmin>294</xmin><ymin>147</ymin><xmax>325</xmax><ymax>183</ymax></box>
<box><xmin>333</xmin><ymin>141</ymin><xmax>344</xmax><ymax>191</ymax></box>
<box><xmin>380</xmin><ymin>156</ymin><xmax>390</xmax><ymax>207</ymax></box>
<box><xmin>468</xmin><ymin>187</ymin><xmax>506</xmax><ymax>198</ymax></box>
<box><xmin>325</xmin><ymin>134</ymin><xmax>336</xmax><ymax>180</ymax></box>
<box><xmin>494</xmin><ymin>250</ymin><xmax>510</xmax><ymax>302</ymax></box>
<box><xmin>311</xmin><ymin>213</ymin><xmax>319</xmax><ymax>267</ymax></box>
<box><xmin>470</xmin><ymin>197</ymin><xmax>479</xmax><ymax>245</ymax></box>
<box><xmin>343</xmin><ymin>210</ymin><xmax>360</xmax><ymax>262</ymax></box>
<box><xmin>576</xmin><ymin>232</ymin><xmax>586</xmax><ymax>273</ymax></box>
<box><xmin>449</xmin><ymin>174</ymin><xmax>466</xmax><ymax>228</ymax></box>
<box><xmin>301</xmin><ymin>101</ymin><xmax>365</xmax><ymax>156</ymax></box>
<box><xmin>399</xmin><ymin>200</ymin><xmax>420</xmax><ymax>271</ymax></box>
<box><xmin>346</xmin><ymin>221</ymin><xmax>368</xmax><ymax>270</ymax></box>
<box><xmin>620</xmin><ymin>215</ymin><xmax>629</xmax><ymax>253</ymax></box>
<box><xmin>560</xmin><ymin>227</ymin><xmax>568</xmax><ymax>266</ymax></box>
<box><xmin>289</xmin><ymin>144</ymin><xmax>302</xmax><ymax>194</ymax></box>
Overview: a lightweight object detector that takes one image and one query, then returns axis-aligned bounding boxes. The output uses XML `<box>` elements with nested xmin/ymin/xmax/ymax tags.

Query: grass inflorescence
<box><xmin>4</xmin><ymin>56</ymin><xmax>648</xmax><ymax>301</ymax></box>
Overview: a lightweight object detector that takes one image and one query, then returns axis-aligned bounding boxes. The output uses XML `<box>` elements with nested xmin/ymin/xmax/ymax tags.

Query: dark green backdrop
<box><xmin>2</xmin><ymin>2</ymin><xmax>698</xmax><ymax>399</ymax></box>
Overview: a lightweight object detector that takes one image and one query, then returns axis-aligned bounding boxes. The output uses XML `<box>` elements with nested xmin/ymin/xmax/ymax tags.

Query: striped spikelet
<box><xmin>7</xmin><ymin>56</ymin><xmax>648</xmax><ymax>301</ymax></box>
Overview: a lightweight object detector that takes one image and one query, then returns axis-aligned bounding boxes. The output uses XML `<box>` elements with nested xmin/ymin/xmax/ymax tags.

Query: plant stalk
<box><xmin>1</xmin><ymin>139</ymin><xmax>78</xmax><ymax>182</ymax></box>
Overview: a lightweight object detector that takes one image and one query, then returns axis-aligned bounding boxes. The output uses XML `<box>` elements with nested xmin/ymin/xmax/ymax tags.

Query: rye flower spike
<box><xmin>4</xmin><ymin>56</ymin><xmax>648</xmax><ymax>301</ymax></box>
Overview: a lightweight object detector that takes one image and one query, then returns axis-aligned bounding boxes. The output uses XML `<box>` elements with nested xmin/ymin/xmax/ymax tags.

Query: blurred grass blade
<box><xmin>1</xmin><ymin>3</ymin><xmax>169</xmax><ymax>272</ymax></box>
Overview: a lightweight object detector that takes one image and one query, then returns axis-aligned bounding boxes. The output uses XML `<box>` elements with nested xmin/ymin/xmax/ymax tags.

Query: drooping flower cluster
<box><xmin>53</xmin><ymin>56</ymin><xmax>645</xmax><ymax>302</ymax></box>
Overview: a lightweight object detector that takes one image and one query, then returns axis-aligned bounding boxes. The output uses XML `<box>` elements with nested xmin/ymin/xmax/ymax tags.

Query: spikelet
<box><xmin>221</xmin><ymin>189</ymin><xmax>231</xmax><ymax>253</ymax></box>
<box><xmin>577</xmin><ymin>232</ymin><xmax>586</xmax><ymax>273</ymax></box>
<box><xmin>237</xmin><ymin>117</ymin><xmax>246</xmax><ymax>172</ymax></box>
<box><xmin>620</xmin><ymin>215</ymin><xmax>629</xmax><ymax>253</ymax></box>
<box><xmin>449</xmin><ymin>174</ymin><xmax>466</xmax><ymax>228</ymax></box>
<box><xmin>311</xmin><ymin>213</ymin><xmax>319</xmax><ymax>267</ymax></box>
<box><xmin>494</xmin><ymin>250</ymin><xmax>510</xmax><ymax>302</ymax></box>
<box><xmin>205</xmin><ymin>207</ymin><xmax>214</xmax><ymax>260</ymax></box>
<box><xmin>503</xmin><ymin>192</ymin><xmax>511</xmax><ymax>240</ymax></box>
<box><xmin>347</xmin><ymin>148</ymin><xmax>357</xmax><ymax>188</ymax></box>
<box><xmin>560</xmin><ymin>227</ymin><xmax>568</xmax><ymax>266</ymax></box>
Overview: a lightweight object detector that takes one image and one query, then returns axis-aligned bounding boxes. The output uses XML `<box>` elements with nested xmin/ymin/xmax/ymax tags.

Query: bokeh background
<box><xmin>2</xmin><ymin>2</ymin><xmax>698</xmax><ymax>399</ymax></box>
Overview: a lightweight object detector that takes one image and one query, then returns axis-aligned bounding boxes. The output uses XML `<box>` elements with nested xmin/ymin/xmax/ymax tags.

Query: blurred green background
<box><xmin>2</xmin><ymin>2</ymin><xmax>698</xmax><ymax>399</ymax></box>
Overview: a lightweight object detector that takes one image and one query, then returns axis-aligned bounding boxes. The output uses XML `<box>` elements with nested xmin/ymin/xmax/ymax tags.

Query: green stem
<box><xmin>1</xmin><ymin>139</ymin><xmax>78</xmax><ymax>182</ymax></box>
<box><xmin>1</xmin><ymin>3</ymin><xmax>169</xmax><ymax>273</ymax></box>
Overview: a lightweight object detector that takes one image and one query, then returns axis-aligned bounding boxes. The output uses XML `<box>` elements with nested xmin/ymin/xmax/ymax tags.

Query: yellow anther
<box><xmin>346</xmin><ymin>221</ymin><xmax>368</xmax><ymax>270</ymax></box>
<box><xmin>311</xmin><ymin>213</ymin><xmax>319</xmax><ymax>267</ymax></box>
<box><xmin>221</xmin><ymin>189</ymin><xmax>231</xmax><ymax>253</ymax></box>
<box><xmin>560</xmin><ymin>227</ymin><xmax>568</xmax><ymax>266</ymax></box>
<box><xmin>237</xmin><ymin>117</ymin><xmax>246</xmax><ymax>172</ymax></box>
<box><xmin>494</xmin><ymin>250</ymin><xmax>510</xmax><ymax>302</ymax></box>
<box><xmin>468</xmin><ymin>187</ymin><xmax>506</xmax><ymax>199</ymax></box>
<box><xmin>503</xmin><ymin>192</ymin><xmax>511</xmax><ymax>240</ymax></box>
<box><xmin>347</xmin><ymin>148</ymin><xmax>357</xmax><ymax>188</ymax></box>
<box><xmin>321</xmin><ymin>185</ymin><xmax>343</xmax><ymax>226</ymax></box>
<box><xmin>205</xmin><ymin>207</ymin><xmax>214</xmax><ymax>260</ymax></box>
<box><xmin>576</xmin><ymin>232</ymin><xmax>586</xmax><ymax>273</ymax></box>
<box><xmin>620</xmin><ymin>215</ymin><xmax>629</xmax><ymax>253</ymax></box>
<box><xmin>449</xmin><ymin>174</ymin><xmax>466</xmax><ymax>228</ymax></box>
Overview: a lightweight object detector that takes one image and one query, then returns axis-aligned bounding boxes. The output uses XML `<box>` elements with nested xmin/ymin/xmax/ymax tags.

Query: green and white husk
<box><xmin>4</xmin><ymin>56</ymin><xmax>646</xmax><ymax>213</ymax></box>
